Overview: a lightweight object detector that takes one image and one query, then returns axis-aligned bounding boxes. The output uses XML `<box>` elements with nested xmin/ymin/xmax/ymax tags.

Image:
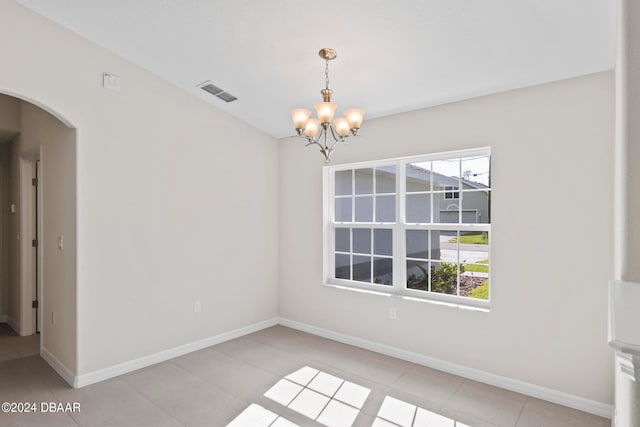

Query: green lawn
<box><xmin>469</xmin><ymin>279</ymin><xmax>489</xmax><ymax>299</ymax></box>
<box><xmin>464</xmin><ymin>259</ymin><xmax>489</xmax><ymax>273</ymax></box>
<box><xmin>448</xmin><ymin>233</ymin><xmax>488</xmax><ymax>245</ymax></box>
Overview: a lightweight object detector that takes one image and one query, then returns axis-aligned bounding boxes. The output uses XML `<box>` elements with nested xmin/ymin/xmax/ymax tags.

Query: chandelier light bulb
<box><xmin>291</xmin><ymin>108</ymin><xmax>311</xmax><ymax>130</ymax></box>
<box><xmin>334</xmin><ymin>117</ymin><xmax>351</xmax><ymax>137</ymax></box>
<box><xmin>315</xmin><ymin>102</ymin><xmax>337</xmax><ymax>124</ymax></box>
<box><xmin>304</xmin><ymin>118</ymin><xmax>320</xmax><ymax>138</ymax></box>
<box><xmin>344</xmin><ymin>109</ymin><xmax>365</xmax><ymax>130</ymax></box>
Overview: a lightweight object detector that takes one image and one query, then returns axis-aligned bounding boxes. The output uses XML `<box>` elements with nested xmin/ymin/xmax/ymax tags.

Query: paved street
<box><xmin>439</xmin><ymin>235</ymin><xmax>488</xmax><ymax>264</ymax></box>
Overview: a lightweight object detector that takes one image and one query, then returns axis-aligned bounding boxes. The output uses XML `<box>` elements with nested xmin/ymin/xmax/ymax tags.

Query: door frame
<box><xmin>18</xmin><ymin>146</ymin><xmax>42</xmax><ymax>337</ymax></box>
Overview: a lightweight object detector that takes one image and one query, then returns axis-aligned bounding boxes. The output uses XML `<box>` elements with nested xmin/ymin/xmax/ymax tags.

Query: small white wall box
<box><xmin>102</xmin><ymin>72</ymin><xmax>121</xmax><ymax>91</ymax></box>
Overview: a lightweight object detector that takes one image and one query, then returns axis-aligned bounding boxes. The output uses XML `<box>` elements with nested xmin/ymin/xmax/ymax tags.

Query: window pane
<box><xmin>466</xmin><ymin>278</ymin><xmax>489</xmax><ymax>300</ymax></box>
<box><xmin>406</xmin><ymin>194</ymin><xmax>431</xmax><ymax>223</ymax></box>
<box><xmin>335</xmin><ymin>198</ymin><xmax>352</xmax><ymax>222</ymax></box>
<box><xmin>355</xmin><ymin>196</ymin><xmax>373</xmax><ymax>222</ymax></box>
<box><xmin>462</xmin><ymin>155</ymin><xmax>490</xmax><ymax>188</ymax></box>
<box><xmin>335</xmin><ymin>170</ymin><xmax>352</xmax><ymax>196</ymax></box>
<box><xmin>335</xmin><ymin>254</ymin><xmax>350</xmax><ymax>279</ymax></box>
<box><xmin>406</xmin><ymin>260</ymin><xmax>429</xmax><ymax>291</ymax></box>
<box><xmin>406</xmin><ymin>230</ymin><xmax>429</xmax><ymax>259</ymax></box>
<box><xmin>432</xmin><ymin>159</ymin><xmax>459</xmax><ymax>192</ymax></box>
<box><xmin>437</xmin><ymin>195</ymin><xmax>460</xmax><ymax>224</ymax></box>
<box><xmin>374</xmin><ymin>229</ymin><xmax>392</xmax><ymax>256</ymax></box>
<box><xmin>461</xmin><ymin>259</ymin><xmax>489</xmax><ymax>299</ymax></box>
<box><xmin>353</xmin><ymin>255</ymin><xmax>371</xmax><ymax>283</ymax></box>
<box><xmin>457</xmin><ymin>233</ymin><xmax>489</xmax><ymax>264</ymax></box>
<box><xmin>373</xmin><ymin>257</ymin><xmax>392</xmax><ymax>286</ymax></box>
<box><xmin>434</xmin><ymin>230</ymin><xmax>454</xmax><ymax>263</ymax></box>
<box><xmin>353</xmin><ymin>228</ymin><xmax>371</xmax><ymax>254</ymax></box>
<box><xmin>376</xmin><ymin>166</ymin><xmax>396</xmax><ymax>194</ymax></box>
<box><xmin>335</xmin><ymin>228</ymin><xmax>350</xmax><ymax>252</ymax></box>
<box><xmin>406</xmin><ymin>162</ymin><xmax>432</xmax><ymax>192</ymax></box>
<box><xmin>375</xmin><ymin>195</ymin><xmax>395</xmax><ymax>222</ymax></box>
<box><xmin>461</xmin><ymin>190</ymin><xmax>490</xmax><ymax>223</ymax></box>
<box><xmin>355</xmin><ymin>168</ymin><xmax>374</xmax><ymax>194</ymax></box>
<box><xmin>431</xmin><ymin>261</ymin><xmax>458</xmax><ymax>295</ymax></box>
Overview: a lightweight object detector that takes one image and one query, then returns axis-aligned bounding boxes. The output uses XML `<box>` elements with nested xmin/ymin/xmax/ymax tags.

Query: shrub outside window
<box><xmin>323</xmin><ymin>148</ymin><xmax>491</xmax><ymax>308</ymax></box>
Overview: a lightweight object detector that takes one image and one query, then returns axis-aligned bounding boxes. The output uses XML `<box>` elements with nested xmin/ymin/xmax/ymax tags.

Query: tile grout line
<box><xmin>232</xmin><ymin>333</ymin><xmax>397</xmax><ymax>393</ymax></box>
<box><xmin>312</xmin><ymin>377</ymin><xmax>343</xmax><ymax>422</ymax></box>
<box><xmin>166</xmin><ymin>357</ymin><xmax>250</xmax><ymax>403</ymax></box>
<box><xmin>512</xmin><ymin>395</ymin><xmax>530</xmax><ymax>427</ymax></box>
<box><xmin>433</xmin><ymin>373</ymin><xmax>466</xmax><ymax>415</ymax></box>
<box><xmin>115</xmin><ymin>365</ymin><xmax>191</xmax><ymax>427</ymax></box>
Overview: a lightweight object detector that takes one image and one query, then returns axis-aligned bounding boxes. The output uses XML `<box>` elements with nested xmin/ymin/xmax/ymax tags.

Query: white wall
<box><xmin>279</xmin><ymin>72</ymin><xmax>614</xmax><ymax>404</ymax></box>
<box><xmin>0</xmin><ymin>94</ymin><xmax>20</xmax><ymax>133</ymax></box>
<box><xmin>0</xmin><ymin>1</ymin><xmax>279</xmax><ymax>375</ymax></box>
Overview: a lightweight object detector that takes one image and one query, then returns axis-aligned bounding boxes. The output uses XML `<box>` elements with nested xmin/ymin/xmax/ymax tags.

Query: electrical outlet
<box><xmin>389</xmin><ymin>307</ymin><xmax>397</xmax><ymax>320</ymax></box>
<box><xmin>194</xmin><ymin>300</ymin><xmax>201</xmax><ymax>313</ymax></box>
<box><xmin>51</xmin><ymin>312</ymin><xmax>55</xmax><ymax>324</ymax></box>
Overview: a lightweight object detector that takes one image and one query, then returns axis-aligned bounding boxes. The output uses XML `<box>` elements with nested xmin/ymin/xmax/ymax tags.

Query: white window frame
<box><xmin>322</xmin><ymin>147</ymin><xmax>491</xmax><ymax>310</ymax></box>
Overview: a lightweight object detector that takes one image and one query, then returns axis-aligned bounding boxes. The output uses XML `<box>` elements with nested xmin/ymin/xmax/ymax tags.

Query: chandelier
<box><xmin>290</xmin><ymin>48</ymin><xmax>365</xmax><ymax>163</ymax></box>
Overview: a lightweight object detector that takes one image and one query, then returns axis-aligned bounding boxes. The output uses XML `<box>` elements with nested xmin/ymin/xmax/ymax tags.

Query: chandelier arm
<box><xmin>304</xmin><ymin>125</ymin><xmax>326</xmax><ymax>147</ymax></box>
<box><xmin>328</xmin><ymin>125</ymin><xmax>345</xmax><ymax>151</ymax></box>
<box><xmin>323</xmin><ymin>124</ymin><xmax>329</xmax><ymax>148</ymax></box>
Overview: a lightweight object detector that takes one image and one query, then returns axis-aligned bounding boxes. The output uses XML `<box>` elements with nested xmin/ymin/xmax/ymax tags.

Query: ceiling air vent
<box><xmin>198</xmin><ymin>81</ymin><xmax>238</xmax><ymax>103</ymax></box>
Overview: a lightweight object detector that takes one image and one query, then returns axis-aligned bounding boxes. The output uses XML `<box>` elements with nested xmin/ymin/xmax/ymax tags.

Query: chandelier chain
<box><xmin>325</xmin><ymin>60</ymin><xmax>330</xmax><ymax>90</ymax></box>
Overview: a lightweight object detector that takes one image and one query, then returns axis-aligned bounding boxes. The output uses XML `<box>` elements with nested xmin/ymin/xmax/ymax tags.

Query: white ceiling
<box><xmin>16</xmin><ymin>0</ymin><xmax>616</xmax><ymax>138</ymax></box>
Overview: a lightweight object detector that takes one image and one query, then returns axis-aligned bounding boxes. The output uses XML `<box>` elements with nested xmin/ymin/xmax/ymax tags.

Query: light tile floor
<box><xmin>0</xmin><ymin>325</ymin><xmax>609</xmax><ymax>426</ymax></box>
<box><xmin>0</xmin><ymin>323</ymin><xmax>40</xmax><ymax>363</ymax></box>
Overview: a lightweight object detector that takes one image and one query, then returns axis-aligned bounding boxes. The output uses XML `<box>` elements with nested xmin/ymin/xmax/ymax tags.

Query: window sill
<box><xmin>323</xmin><ymin>282</ymin><xmax>490</xmax><ymax>313</ymax></box>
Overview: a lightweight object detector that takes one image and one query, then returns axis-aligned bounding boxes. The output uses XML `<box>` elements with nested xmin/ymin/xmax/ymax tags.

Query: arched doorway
<box><xmin>0</xmin><ymin>91</ymin><xmax>77</xmax><ymax>379</ymax></box>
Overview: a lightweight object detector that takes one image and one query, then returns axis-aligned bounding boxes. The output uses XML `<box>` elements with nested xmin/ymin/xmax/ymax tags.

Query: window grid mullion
<box><xmin>456</xmin><ymin>230</ymin><xmax>460</xmax><ymax>296</ymax></box>
<box><xmin>395</xmin><ymin>160</ymin><xmax>407</xmax><ymax>291</ymax></box>
<box><xmin>428</xmin><ymin>230</ymin><xmax>432</xmax><ymax>293</ymax></box>
<box><xmin>429</xmin><ymin>161</ymin><xmax>434</xmax><ymax>224</ymax></box>
<box><xmin>458</xmin><ymin>158</ymin><xmax>462</xmax><ymax>224</ymax></box>
<box><xmin>351</xmin><ymin>170</ymin><xmax>355</xmax><ymax>222</ymax></box>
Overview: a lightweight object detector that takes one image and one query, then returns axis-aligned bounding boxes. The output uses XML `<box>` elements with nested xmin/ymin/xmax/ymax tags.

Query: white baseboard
<box><xmin>74</xmin><ymin>317</ymin><xmax>279</xmax><ymax>388</ymax></box>
<box><xmin>41</xmin><ymin>346</ymin><xmax>76</xmax><ymax>388</ymax></box>
<box><xmin>0</xmin><ymin>314</ymin><xmax>7</xmax><ymax>322</ymax></box>
<box><xmin>277</xmin><ymin>317</ymin><xmax>613</xmax><ymax>419</ymax></box>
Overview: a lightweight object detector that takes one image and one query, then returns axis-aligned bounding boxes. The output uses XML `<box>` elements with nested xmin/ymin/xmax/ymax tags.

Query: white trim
<box><xmin>73</xmin><ymin>318</ymin><xmax>278</xmax><ymax>388</ymax></box>
<box><xmin>325</xmin><ymin>146</ymin><xmax>492</xmax><ymax>171</ymax></box>
<box><xmin>615</xmin><ymin>351</ymin><xmax>640</xmax><ymax>382</ymax></box>
<box><xmin>277</xmin><ymin>317</ymin><xmax>613</xmax><ymax>419</ymax></box>
<box><xmin>0</xmin><ymin>314</ymin><xmax>7</xmax><ymax>323</ymax></box>
<box><xmin>18</xmin><ymin>149</ymin><xmax>42</xmax><ymax>337</ymax></box>
<box><xmin>41</xmin><ymin>346</ymin><xmax>76</xmax><ymax>387</ymax></box>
